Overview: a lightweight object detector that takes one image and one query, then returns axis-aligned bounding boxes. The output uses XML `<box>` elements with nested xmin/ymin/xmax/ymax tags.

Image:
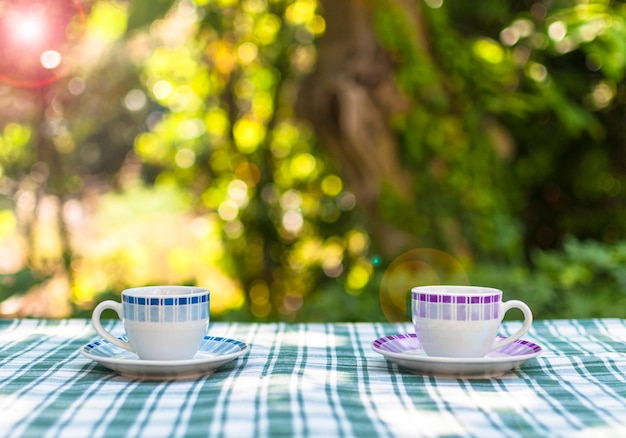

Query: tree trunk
<box><xmin>296</xmin><ymin>0</ymin><xmax>420</xmax><ymax>258</ymax></box>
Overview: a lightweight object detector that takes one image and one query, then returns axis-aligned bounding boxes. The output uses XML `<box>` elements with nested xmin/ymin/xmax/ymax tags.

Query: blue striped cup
<box><xmin>92</xmin><ymin>286</ymin><xmax>210</xmax><ymax>360</ymax></box>
<box><xmin>411</xmin><ymin>285</ymin><xmax>532</xmax><ymax>358</ymax></box>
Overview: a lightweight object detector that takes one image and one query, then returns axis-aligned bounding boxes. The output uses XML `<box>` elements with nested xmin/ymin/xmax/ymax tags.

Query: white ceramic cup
<box><xmin>411</xmin><ymin>285</ymin><xmax>532</xmax><ymax>358</ymax></box>
<box><xmin>92</xmin><ymin>285</ymin><xmax>210</xmax><ymax>361</ymax></box>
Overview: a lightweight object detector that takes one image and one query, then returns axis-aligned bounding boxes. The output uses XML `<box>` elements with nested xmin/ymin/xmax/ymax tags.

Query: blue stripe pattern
<box><xmin>122</xmin><ymin>294</ymin><xmax>209</xmax><ymax>322</ymax></box>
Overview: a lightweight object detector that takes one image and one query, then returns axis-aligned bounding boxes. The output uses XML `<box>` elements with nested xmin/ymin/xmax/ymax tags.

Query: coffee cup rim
<box><xmin>122</xmin><ymin>285</ymin><xmax>209</xmax><ymax>298</ymax></box>
<box><xmin>411</xmin><ymin>285</ymin><xmax>502</xmax><ymax>296</ymax></box>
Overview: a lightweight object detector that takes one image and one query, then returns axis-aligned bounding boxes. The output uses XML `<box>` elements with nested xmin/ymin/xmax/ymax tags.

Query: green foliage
<box><xmin>127</xmin><ymin>0</ymin><xmax>370</xmax><ymax>321</ymax></box>
<box><xmin>0</xmin><ymin>269</ymin><xmax>49</xmax><ymax>303</ymax></box>
<box><xmin>1</xmin><ymin>0</ymin><xmax>626</xmax><ymax>322</ymax></box>
<box><xmin>370</xmin><ymin>0</ymin><xmax>626</xmax><ymax>262</ymax></box>
<box><xmin>126</xmin><ymin>0</ymin><xmax>178</xmax><ymax>32</ymax></box>
<box><xmin>532</xmin><ymin>238</ymin><xmax>626</xmax><ymax>317</ymax></box>
<box><xmin>0</xmin><ymin>123</ymin><xmax>33</xmax><ymax>171</ymax></box>
<box><xmin>470</xmin><ymin>238</ymin><xmax>626</xmax><ymax>319</ymax></box>
<box><xmin>373</xmin><ymin>0</ymin><xmax>526</xmax><ymax>259</ymax></box>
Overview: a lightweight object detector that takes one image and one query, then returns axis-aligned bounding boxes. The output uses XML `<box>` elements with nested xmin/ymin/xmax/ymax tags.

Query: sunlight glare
<box><xmin>282</xmin><ymin>210</ymin><xmax>303</xmax><ymax>233</ymax></box>
<box><xmin>346</xmin><ymin>262</ymin><xmax>372</xmax><ymax>292</ymax></box>
<box><xmin>548</xmin><ymin>21</ymin><xmax>567</xmax><ymax>42</ymax></box>
<box><xmin>228</xmin><ymin>179</ymin><xmax>249</xmax><ymax>207</ymax></box>
<box><xmin>175</xmin><ymin>148</ymin><xmax>196</xmax><ymax>168</ymax></box>
<box><xmin>0</xmin><ymin>396</ymin><xmax>35</xmax><ymax>427</ymax></box>
<box><xmin>218</xmin><ymin>200</ymin><xmax>239</xmax><ymax>221</ymax></box>
<box><xmin>40</xmin><ymin>50</ymin><xmax>61</xmax><ymax>69</ymax></box>
<box><xmin>279</xmin><ymin>329</ymin><xmax>349</xmax><ymax>348</ymax></box>
<box><xmin>321</xmin><ymin>175</ymin><xmax>342</xmax><ymax>196</ymax></box>
<box><xmin>9</xmin><ymin>10</ymin><xmax>46</xmax><ymax>46</ymax></box>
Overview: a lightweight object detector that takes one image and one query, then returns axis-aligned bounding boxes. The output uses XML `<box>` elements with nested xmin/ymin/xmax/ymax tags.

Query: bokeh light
<box><xmin>379</xmin><ymin>249</ymin><xmax>470</xmax><ymax>322</ymax></box>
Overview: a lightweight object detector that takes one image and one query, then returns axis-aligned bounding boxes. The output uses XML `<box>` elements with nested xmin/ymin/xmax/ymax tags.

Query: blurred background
<box><xmin>0</xmin><ymin>0</ymin><xmax>625</xmax><ymax>322</ymax></box>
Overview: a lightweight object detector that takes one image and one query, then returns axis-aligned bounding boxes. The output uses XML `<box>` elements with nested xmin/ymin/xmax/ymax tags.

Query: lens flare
<box><xmin>0</xmin><ymin>0</ymin><xmax>86</xmax><ymax>88</ymax></box>
<box><xmin>379</xmin><ymin>248</ymin><xmax>470</xmax><ymax>322</ymax></box>
<box><xmin>9</xmin><ymin>9</ymin><xmax>46</xmax><ymax>46</ymax></box>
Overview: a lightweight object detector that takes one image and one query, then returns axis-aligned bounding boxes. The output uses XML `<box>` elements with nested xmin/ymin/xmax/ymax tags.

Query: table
<box><xmin>2</xmin><ymin>319</ymin><xmax>626</xmax><ymax>437</ymax></box>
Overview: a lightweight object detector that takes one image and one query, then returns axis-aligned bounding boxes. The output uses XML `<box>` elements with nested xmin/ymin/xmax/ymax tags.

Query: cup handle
<box><xmin>490</xmin><ymin>300</ymin><xmax>533</xmax><ymax>352</ymax></box>
<box><xmin>91</xmin><ymin>300</ymin><xmax>134</xmax><ymax>353</ymax></box>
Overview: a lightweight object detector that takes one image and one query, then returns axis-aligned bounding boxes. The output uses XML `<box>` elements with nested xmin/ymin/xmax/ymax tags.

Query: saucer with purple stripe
<box><xmin>372</xmin><ymin>333</ymin><xmax>542</xmax><ymax>378</ymax></box>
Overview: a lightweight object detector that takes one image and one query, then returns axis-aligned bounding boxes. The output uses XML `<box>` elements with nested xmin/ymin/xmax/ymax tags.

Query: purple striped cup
<box><xmin>411</xmin><ymin>285</ymin><xmax>532</xmax><ymax>358</ymax></box>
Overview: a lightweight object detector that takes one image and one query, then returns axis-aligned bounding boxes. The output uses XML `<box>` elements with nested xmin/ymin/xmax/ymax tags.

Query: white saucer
<box><xmin>372</xmin><ymin>333</ymin><xmax>542</xmax><ymax>378</ymax></box>
<box><xmin>80</xmin><ymin>335</ymin><xmax>248</xmax><ymax>380</ymax></box>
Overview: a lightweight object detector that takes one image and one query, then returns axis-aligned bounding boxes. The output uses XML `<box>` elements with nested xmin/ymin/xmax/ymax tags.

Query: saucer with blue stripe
<box><xmin>80</xmin><ymin>335</ymin><xmax>248</xmax><ymax>380</ymax></box>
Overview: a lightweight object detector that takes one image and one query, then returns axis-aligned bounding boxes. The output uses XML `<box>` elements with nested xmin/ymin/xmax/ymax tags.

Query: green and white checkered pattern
<box><xmin>2</xmin><ymin>318</ymin><xmax>626</xmax><ymax>437</ymax></box>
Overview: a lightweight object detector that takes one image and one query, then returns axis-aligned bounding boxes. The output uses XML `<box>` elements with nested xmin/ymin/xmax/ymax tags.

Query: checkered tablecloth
<box><xmin>2</xmin><ymin>318</ymin><xmax>626</xmax><ymax>437</ymax></box>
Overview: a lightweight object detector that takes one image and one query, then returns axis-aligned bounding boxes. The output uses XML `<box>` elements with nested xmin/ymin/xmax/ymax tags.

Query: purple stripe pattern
<box><xmin>413</xmin><ymin>292</ymin><xmax>501</xmax><ymax>321</ymax></box>
<box><xmin>122</xmin><ymin>293</ymin><xmax>209</xmax><ymax>323</ymax></box>
<box><xmin>371</xmin><ymin>333</ymin><xmax>542</xmax><ymax>356</ymax></box>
